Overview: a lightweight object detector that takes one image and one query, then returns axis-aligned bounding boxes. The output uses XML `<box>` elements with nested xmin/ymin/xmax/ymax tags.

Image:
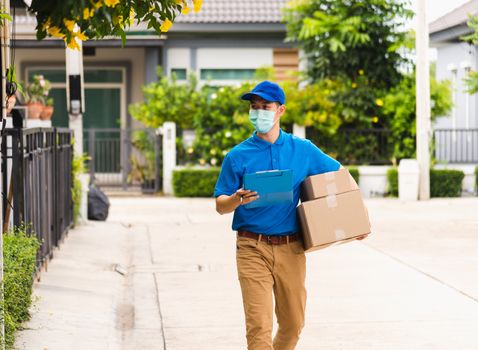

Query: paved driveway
<box><xmin>15</xmin><ymin>197</ymin><xmax>478</xmax><ymax>350</ymax></box>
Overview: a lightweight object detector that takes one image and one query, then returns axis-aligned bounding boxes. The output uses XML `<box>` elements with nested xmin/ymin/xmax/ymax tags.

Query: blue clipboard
<box><xmin>243</xmin><ymin>169</ymin><xmax>293</xmax><ymax>209</ymax></box>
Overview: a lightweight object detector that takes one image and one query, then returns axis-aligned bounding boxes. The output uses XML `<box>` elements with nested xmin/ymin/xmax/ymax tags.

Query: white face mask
<box><xmin>249</xmin><ymin>109</ymin><xmax>277</xmax><ymax>134</ymax></box>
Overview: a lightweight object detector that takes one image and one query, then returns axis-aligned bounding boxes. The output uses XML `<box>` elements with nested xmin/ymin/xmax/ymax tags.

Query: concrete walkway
<box><xmin>15</xmin><ymin>197</ymin><xmax>478</xmax><ymax>350</ymax></box>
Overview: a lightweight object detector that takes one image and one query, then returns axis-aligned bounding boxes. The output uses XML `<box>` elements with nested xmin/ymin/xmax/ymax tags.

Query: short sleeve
<box><xmin>214</xmin><ymin>154</ymin><xmax>241</xmax><ymax>197</ymax></box>
<box><xmin>307</xmin><ymin>140</ymin><xmax>341</xmax><ymax>176</ymax></box>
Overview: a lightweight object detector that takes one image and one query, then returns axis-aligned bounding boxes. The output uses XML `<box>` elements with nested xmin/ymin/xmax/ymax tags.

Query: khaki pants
<box><xmin>236</xmin><ymin>234</ymin><xmax>307</xmax><ymax>350</ymax></box>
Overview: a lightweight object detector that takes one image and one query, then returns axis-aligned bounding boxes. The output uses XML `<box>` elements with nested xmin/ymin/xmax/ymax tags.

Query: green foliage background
<box><xmin>1</xmin><ymin>225</ymin><xmax>41</xmax><ymax>349</ymax></box>
<box><xmin>386</xmin><ymin>168</ymin><xmax>464</xmax><ymax>197</ymax></box>
<box><xmin>172</xmin><ymin>168</ymin><xmax>221</xmax><ymax>197</ymax></box>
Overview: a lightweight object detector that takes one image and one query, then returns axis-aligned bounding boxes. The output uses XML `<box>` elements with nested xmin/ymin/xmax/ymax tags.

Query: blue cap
<box><xmin>241</xmin><ymin>81</ymin><xmax>286</xmax><ymax>105</ymax></box>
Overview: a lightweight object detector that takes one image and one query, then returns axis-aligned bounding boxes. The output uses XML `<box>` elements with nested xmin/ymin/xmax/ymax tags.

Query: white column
<box><xmin>416</xmin><ymin>0</ymin><xmax>431</xmax><ymax>200</ymax></box>
<box><xmin>66</xmin><ymin>37</ymin><xmax>88</xmax><ymax>220</ymax></box>
<box><xmin>65</xmin><ymin>38</ymin><xmax>84</xmax><ymax>156</ymax></box>
<box><xmin>292</xmin><ymin>123</ymin><xmax>306</xmax><ymax>139</ymax></box>
<box><xmin>162</xmin><ymin>122</ymin><xmax>176</xmax><ymax>195</ymax></box>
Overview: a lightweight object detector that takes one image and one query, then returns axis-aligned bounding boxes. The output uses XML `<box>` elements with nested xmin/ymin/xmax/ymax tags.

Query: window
<box><xmin>27</xmin><ymin>68</ymin><xmax>123</xmax><ymax>84</ymax></box>
<box><xmin>171</xmin><ymin>68</ymin><xmax>187</xmax><ymax>80</ymax></box>
<box><xmin>200</xmin><ymin>69</ymin><xmax>256</xmax><ymax>81</ymax></box>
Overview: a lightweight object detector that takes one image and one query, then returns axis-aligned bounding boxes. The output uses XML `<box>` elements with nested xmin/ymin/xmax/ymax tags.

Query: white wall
<box><xmin>16</xmin><ymin>47</ymin><xmax>145</xmax><ymax>106</ymax></box>
<box><xmin>196</xmin><ymin>48</ymin><xmax>273</xmax><ymax>69</ymax></box>
<box><xmin>168</xmin><ymin>48</ymin><xmax>191</xmax><ymax>70</ymax></box>
<box><xmin>166</xmin><ymin>47</ymin><xmax>274</xmax><ymax>86</ymax></box>
<box><xmin>434</xmin><ymin>43</ymin><xmax>476</xmax><ymax>129</ymax></box>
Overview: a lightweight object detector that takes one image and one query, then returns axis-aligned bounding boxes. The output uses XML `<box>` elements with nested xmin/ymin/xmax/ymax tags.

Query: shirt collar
<box><xmin>252</xmin><ymin>129</ymin><xmax>286</xmax><ymax>149</ymax></box>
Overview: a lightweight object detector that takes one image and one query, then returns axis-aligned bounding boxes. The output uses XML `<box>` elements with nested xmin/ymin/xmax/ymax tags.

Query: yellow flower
<box><xmin>83</xmin><ymin>8</ymin><xmax>92</xmax><ymax>20</ymax></box>
<box><xmin>193</xmin><ymin>0</ymin><xmax>203</xmax><ymax>13</ymax></box>
<box><xmin>47</xmin><ymin>26</ymin><xmax>65</xmax><ymax>38</ymax></box>
<box><xmin>160</xmin><ymin>18</ymin><xmax>173</xmax><ymax>32</ymax></box>
<box><xmin>112</xmin><ymin>14</ymin><xmax>124</xmax><ymax>25</ymax></box>
<box><xmin>76</xmin><ymin>31</ymin><xmax>88</xmax><ymax>41</ymax></box>
<box><xmin>129</xmin><ymin>9</ymin><xmax>135</xmax><ymax>25</ymax></box>
<box><xmin>182</xmin><ymin>5</ymin><xmax>191</xmax><ymax>14</ymax></box>
<box><xmin>66</xmin><ymin>38</ymin><xmax>80</xmax><ymax>50</ymax></box>
<box><xmin>105</xmin><ymin>0</ymin><xmax>120</xmax><ymax>7</ymax></box>
<box><xmin>375</xmin><ymin>98</ymin><xmax>384</xmax><ymax>107</ymax></box>
<box><xmin>358</xmin><ymin>69</ymin><xmax>364</xmax><ymax>75</ymax></box>
<box><xmin>92</xmin><ymin>0</ymin><xmax>103</xmax><ymax>10</ymax></box>
<box><xmin>63</xmin><ymin>19</ymin><xmax>75</xmax><ymax>32</ymax></box>
<box><xmin>42</xmin><ymin>18</ymin><xmax>51</xmax><ymax>30</ymax></box>
<box><xmin>372</xmin><ymin>116</ymin><xmax>379</xmax><ymax>123</ymax></box>
<box><xmin>351</xmin><ymin>82</ymin><xmax>357</xmax><ymax>89</ymax></box>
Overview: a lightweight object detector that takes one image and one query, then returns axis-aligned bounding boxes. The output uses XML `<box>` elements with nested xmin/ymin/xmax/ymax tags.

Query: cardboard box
<box><xmin>300</xmin><ymin>168</ymin><xmax>358</xmax><ymax>202</ymax></box>
<box><xmin>298</xmin><ymin>169</ymin><xmax>371</xmax><ymax>253</ymax></box>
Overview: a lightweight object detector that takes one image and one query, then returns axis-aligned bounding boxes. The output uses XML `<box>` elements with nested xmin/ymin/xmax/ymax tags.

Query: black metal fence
<box><xmin>434</xmin><ymin>129</ymin><xmax>478</xmax><ymax>163</ymax></box>
<box><xmin>1</xmin><ymin>127</ymin><xmax>73</xmax><ymax>269</ymax></box>
<box><xmin>306</xmin><ymin>127</ymin><xmax>393</xmax><ymax>165</ymax></box>
<box><xmin>84</xmin><ymin>128</ymin><xmax>162</xmax><ymax>193</ymax></box>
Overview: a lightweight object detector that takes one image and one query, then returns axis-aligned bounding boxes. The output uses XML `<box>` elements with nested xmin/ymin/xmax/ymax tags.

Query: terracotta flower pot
<box><xmin>27</xmin><ymin>102</ymin><xmax>44</xmax><ymax>119</ymax></box>
<box><xmin>40</xmin><ymin>105</ymin><xmax>54</xmax><ymax>120</ymax></box>
<box><xmin>6</xmin><ymin>95</ymin><xmax>16</xmax><ymax>115</ymax></box>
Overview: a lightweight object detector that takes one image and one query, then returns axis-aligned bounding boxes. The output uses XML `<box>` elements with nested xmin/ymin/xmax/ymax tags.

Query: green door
<box><xmin>84</xmin><ymin>88</ymin><xmax>122</xmax><ymax>173</ymax></box>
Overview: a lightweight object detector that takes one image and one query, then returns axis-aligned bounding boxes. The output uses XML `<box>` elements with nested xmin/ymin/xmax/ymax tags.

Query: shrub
<box><xmin>386</xmin><ymin>167</ymin><xmax>398</xmax><ymax>197</ymax></box>
<box><xmin>386</xmin><ymin>168</ymin><xmax>464</xmax><ymax>197</ymax></box>
<box><xmin>173</xmin><ymin>168</ymin><xmax>221</xmax><ymax>197</ymax></box>
<box><xmin>430</xmin><ymin>169</ymin><xmax>464</xmax><ymax>198</ymax></box>
<box><xmin>1</xmin><ymin>225</ymin><xmax>41</xmax><ymax>349</ymax></box>
<box><xmin>475</xmin><ymin>166</ymin><xmax>478</xmax><ymax>195</ymax></box>
<box><xmin>72</xmin><ymin>153</ymin><xmax>89</xmax><ymax>226</ymax></box>
<box><xmin>347</xmin><ymin>167</ymin><xmax>360</xmax><ymax>184</ymax></box>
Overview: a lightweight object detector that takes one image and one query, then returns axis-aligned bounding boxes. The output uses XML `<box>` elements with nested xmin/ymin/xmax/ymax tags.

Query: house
<box><xmin>429</xmin><ymin>0</ymin><xmax>478</xmax><ymax>164</ymax></box>
<box><xmin>13</xmin><ymin>0</ymin><xmax>296</xmax><ymax>131</ymax></box>
<box><xmin>12</xmin><ymin>0</ymin><xmax>297</xmax><ymax>189</ymax></box>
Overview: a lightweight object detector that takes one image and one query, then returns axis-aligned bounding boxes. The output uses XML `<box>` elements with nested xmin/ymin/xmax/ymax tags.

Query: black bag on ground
<box><xmin>88</xmin><ymin>186</ymin><xmax>110</xmax><ymax>221</ymax></box>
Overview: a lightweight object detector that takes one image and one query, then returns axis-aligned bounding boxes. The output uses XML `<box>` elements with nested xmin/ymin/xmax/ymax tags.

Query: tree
<box><xmin>382</xmin><ymin>72</ymin><xmax>452</xmax><ymax>162</ymax></box>
<box><xmin>462</xmin><ymin>15</ymin><xmax>478</xmax><ymax>93</ymax></box>
<box><xmin>284</xmin><ymin>0</ymin><xmax>412</xmax><ymax>86</ymax></box>
<box><xmin>28</xmin><ymin>0</ymin><xmax>203</xmax><ymax>49</ymax></box>
<box><xmin>283</xmin><ymin>0</ymin><xmax>413</xmax><ymax>128</ymax></box>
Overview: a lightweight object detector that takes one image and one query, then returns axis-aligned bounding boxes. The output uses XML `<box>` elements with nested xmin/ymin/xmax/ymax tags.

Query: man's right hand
<box><xmin>234</xmin><ymin>188</ymin><xmax>259</xmax><ymax>207</ymax></box>
<box><xmin>216</xmin><ymin>188</ymin><xmax>260</xmax><ymax>215</ymax></box>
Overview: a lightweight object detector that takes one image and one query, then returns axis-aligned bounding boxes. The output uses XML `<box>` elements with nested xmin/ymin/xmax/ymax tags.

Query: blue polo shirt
<box><xmin>214</xmin><ymin>130</ymin><xmax>341</xmax><ymax>235</ymax></box>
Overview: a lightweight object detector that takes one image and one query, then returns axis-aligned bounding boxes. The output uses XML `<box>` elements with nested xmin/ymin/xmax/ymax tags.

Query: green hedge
<box><xmin>386</xmin><ymin>168</ymin><xmax>464</xmax><ymax>198</ymax></box>
<box><xmin>1</xmin><ymin>225</ymin><xmax>40</xmax><ymax>349</ymax></box>
<box><xmin>430</xmin><ymin>169</ymin><xmax>464</xmax><ymax>197</ymax></box>
<box><xmin>173</xmin><ymin>168</ymin><xmax>221</xmax><ymax>197</ymax></box>
<box><xmin>386</xmin><ymin>167</ymin><xmax>399</xmax><ymax>197</ymax></box>
<box><xmin>347</xmin><ymin>167</ymin><xmax>359</xmax><ymax>185</ymax></box>
<box><xmin>475</xmin><ymin>166</ymin><xmax>478</xmax><ymax>195</ymax></box>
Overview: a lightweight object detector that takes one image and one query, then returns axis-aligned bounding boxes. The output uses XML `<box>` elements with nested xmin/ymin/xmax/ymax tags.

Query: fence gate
<box><xmin>84</xmin><ymin>128</ymin><xmax>162</xmax><ymax>193</ymax></box>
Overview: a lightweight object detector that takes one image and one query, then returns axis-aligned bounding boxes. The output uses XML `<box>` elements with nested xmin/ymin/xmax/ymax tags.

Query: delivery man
<box><xmin>214</xmin><ymin>81</ymin><xmax>367</xmax><ymax>350</ymax></box>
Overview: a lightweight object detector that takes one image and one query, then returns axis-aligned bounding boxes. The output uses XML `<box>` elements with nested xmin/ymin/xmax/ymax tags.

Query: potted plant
<box><xmin>25</xmin><ymin>74</ymin><xmax>51</xmax><ymax>119</ymax></box>
<box><xmin>128</xmin><ymin>155</ymin><xmax>156</xmax><ymax>193</ymax></box>
<box><xmin>40</xmin><ymin>98</ymin><xmax>55</xmax><ymax>120</ymax></box>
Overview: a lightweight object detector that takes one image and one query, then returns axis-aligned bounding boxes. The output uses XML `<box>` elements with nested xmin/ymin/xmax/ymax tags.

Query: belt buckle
<box><xmin>266</xmin><ymin>235</ymin><xmax>273</xmax><ymax>245</ymax></box>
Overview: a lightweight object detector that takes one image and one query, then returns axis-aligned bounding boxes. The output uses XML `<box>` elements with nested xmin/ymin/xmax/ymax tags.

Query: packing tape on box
<box><xmin>324</xmin><ymin>172</ymin><xmax>335</xmax><ymax>181</ymax></box>
<box><xmin>335</xmin><ymin>229</ymin><xmax>346</xmax><ymax>241</ymax></box>
<box><xmin>326</xmin><ymin>183</ymin><xmax>337</xmax><ymax>195</ymax></box>
<box><xmin>326</xmin><ymin>194</ymin><xmax>337</xmax><ymax>208</ymax></box>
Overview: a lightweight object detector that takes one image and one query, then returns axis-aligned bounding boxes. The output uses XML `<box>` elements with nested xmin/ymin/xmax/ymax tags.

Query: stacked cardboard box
<box><xmin>297</xmin><ymin>169</ymin><xmax>371</xmax><ymax>253</ymax></box>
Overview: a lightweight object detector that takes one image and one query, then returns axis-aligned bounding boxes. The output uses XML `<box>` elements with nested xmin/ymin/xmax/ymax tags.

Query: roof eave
<box><xmin>170</xmin><ymin>22</ymin><xmax>286</xmax><ymax>33</ymax></box>
<box><xmin>429</xmin><ymin>23</ymin><xmax>473</xmax><ymax>46</ymax></box>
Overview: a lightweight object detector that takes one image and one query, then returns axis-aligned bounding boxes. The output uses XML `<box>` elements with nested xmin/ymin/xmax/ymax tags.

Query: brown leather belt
<box><xmin>237</xmin><ymin>230</ymin><xmax>300</xmax><ymax>245</ymax></box>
